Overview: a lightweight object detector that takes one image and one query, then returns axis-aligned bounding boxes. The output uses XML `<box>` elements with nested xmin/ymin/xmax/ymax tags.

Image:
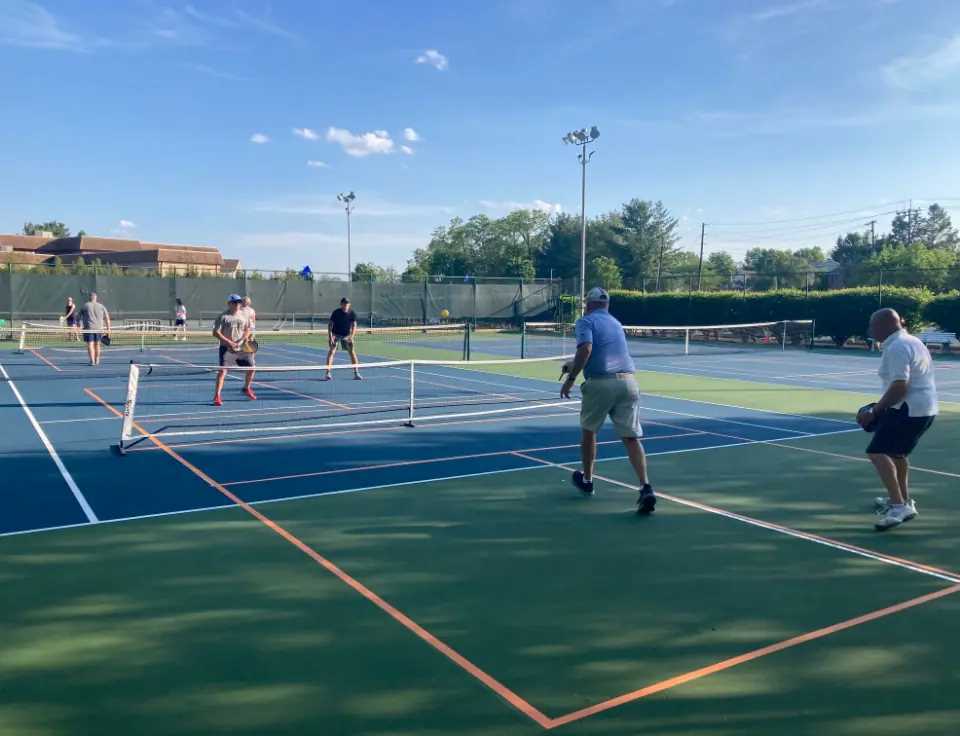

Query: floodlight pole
<box><xmin>337</xmin><ymin>192</ymin><xmax>356</xmax><ymax>281</ymax></box>
<box><xmin>563</xmin><ymin>127</ymin><xmax>598</xmax><ymax>316</ymax></box>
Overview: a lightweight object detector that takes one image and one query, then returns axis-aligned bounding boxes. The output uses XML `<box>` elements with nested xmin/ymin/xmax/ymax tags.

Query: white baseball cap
<box><xmin>586</xmin><ymin>287</ymin><xmax>610</xmax><ymax>302</ymax></box>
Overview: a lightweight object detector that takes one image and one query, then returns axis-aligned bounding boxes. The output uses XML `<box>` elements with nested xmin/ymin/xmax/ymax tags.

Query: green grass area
<box><xmin>3</xmin><ymin>462</ymin><xmax>958</xmax><ymax>736</ymax></box>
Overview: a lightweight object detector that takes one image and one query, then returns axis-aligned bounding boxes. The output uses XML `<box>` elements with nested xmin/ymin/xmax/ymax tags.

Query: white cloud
<box><xmin>883</xmin><ymin>33</ymin><xmax>960</xmax><ymax>90</ymax></box>
<box><xmin>325</xmin><ymin>127</ymin><xmax>395</xmax><ymax>157</ymax></box>
<box><xmin>306</xmin><ymin>160</ymin><xmax>329</xmax><ymax>168</ymax></box>
<box><xmin>403</xmin><ymin>127</ymin><xmax>420</xmax><ymax>142</ymax></box>
<box><xmin>182</xmin><ymin>5</ymin><xmax>299</xmax><ymax>42</ymax></box>
<box><xmin>480</xmin><ymin>199</ymin><xmax>563</xmax><ymax>216</ymax></box>
<box><xmin>293</xmin><ymin>127</ymin><xmax>320</xmax><ymax>141</ymax></box>
<box><xmin>415</xmin><ymin>49</ymin><xmax>448</xmax><ymax>70</ymax></box>
<box><xmin>118</xmin><ymin>219</ymin><xmax>136</xmax><ymax>229</ymax></box>
<box><xmin>748</xmin><ymin>0</ymin><xmax>826</xmax><ymax>22</ymax></box>
<box><xmin>249</xmin><ymin>133</ymin><xmax>270</xmax><ymax>144</ymax></box>
<box><xmin>0</xmin><ymin>1</ymin><xmax>87</xmax><ymax>51</ymax></box>
<box><xmin>400</xmin><ymin>145</ymin><xmax>415</xmax><ymax>156</ymax></box>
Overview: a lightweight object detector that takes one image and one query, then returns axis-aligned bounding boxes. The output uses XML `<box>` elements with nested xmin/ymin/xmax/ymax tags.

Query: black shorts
<box><xmin>866</xmin><ymin>404</ymin><xmax>935</xmax><ymax>457</ymax></box>
<box><xmin>83</xmin><ymin>332</ymin><xmax>102</xmax><ymax>344</ymax></box>
<box><xmin>332</xmin><ymin>335</ymin><xmax>354</xmax><ymax>350</ymax></box>
<box><xmin>65</xmin><ymin>316</ymin><xmax>77</xmax><ymax>327</ymax></box>
<box><xmin>174</xmin><ymin>318</ymin><xmax>186</xmax><ymax>327</ymax></box>
<box><xmin>219</xmin><ymin>345</ymin><xmax>255</xmax><ymax>368</ymax></box>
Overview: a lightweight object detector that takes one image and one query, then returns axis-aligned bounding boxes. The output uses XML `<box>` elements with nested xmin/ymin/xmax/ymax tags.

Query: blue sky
<box><xmin>2</xmin><ymin>0</ymin><xmax>959</xmax><ymax>273</ymax></box>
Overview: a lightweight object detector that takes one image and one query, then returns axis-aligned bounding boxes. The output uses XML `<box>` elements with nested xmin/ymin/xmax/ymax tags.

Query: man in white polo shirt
<box><xmin>857</xmin><ymin>308</ymin><xmax>938</xmax><ymax>531</ymax></box>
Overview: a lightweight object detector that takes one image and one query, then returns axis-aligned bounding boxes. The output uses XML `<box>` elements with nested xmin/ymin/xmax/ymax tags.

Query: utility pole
<box><xmin>655</xmin><ymin>232</ymin><xmax>665</xmax><ymax>291</ymax></box>
<box><xmin>696</xmin><ymin>222</ymin><xmax>706</xmax><ymax>291</ymax></box>
<box><xmin>865</xmin><ymin>219</ymin><xmax>876</xmax><ymax>249</ymax></box>
<box><xmin>337</xmin><ymin>191</ymin><xmax>356</xmax><ymax>280</ymax></box>
<box><xmin>562</xmin><ymin>126</ymin><xmax>599</xmax><ymax>315</ymax></box>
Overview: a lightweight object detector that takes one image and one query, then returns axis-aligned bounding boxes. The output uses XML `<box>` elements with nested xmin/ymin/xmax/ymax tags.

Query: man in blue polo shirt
<box><xmin>560</xmin><ymin>287</ymin><xmax>656</xmax><ymax>514</ymax></box>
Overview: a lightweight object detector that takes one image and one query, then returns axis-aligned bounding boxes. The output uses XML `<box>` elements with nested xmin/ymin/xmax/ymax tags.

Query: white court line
<box><xmin>0</xmin><ymin>429</ymin><xmax>785</xmax><ymax>540</ymax></box>
<box><xmin>220</xmin><ymin>432</ymin><xmax>702</xmax><ymax>487</ymax></box>
<box><xmin>637</xmin><ymin>403</ymin><xmax>817</xmax><ymax>435</ymax></box>
<box><xmin>0</xmin><ymin>362</ymin><xmax>98</xmax><ymax>523</ymax></box>
<box><xmin>120</xmin><ymin>406</ymin><xmax>583</xmax><ymax>452</ymax></box>
<box><xmin>511</xmin><ymin>451</ymin><xmax>960</xmax><ymax>585</ymax></box>
<box><xmin>635</xmin><ymin>389</ymin><xmax>858</xmax><ymax>426</ymax></box>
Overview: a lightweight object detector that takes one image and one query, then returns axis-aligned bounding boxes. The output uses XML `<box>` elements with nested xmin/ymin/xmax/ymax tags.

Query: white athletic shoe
<box><xmin>875</xmin><ymin>503</ymin><xmax>918</xmax><ymax>531</ymax></box>
<box><xmin>875</xmin><ymin>497</ymin><xmax>917</xmax><ymax>514</ymax></box>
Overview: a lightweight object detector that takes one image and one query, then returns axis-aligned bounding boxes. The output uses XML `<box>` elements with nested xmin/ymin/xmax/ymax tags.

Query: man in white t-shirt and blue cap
<box><xmin>560</xmin><ymin>287</ymin><xmax>656</xmax><ymax>514</ymax></box>
<box><xmin>858</xmin><ymin>308</ymin><xmax>938</xmax><ymax>531</ymax></box>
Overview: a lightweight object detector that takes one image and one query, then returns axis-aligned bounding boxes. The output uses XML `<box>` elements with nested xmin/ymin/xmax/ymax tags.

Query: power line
<box><xmin>707</xmin><ymin>200</ymin><xmax>908</xmax><ymax>227</ymax></box>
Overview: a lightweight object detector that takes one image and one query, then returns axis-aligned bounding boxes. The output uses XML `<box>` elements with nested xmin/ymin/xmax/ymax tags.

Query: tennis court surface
<box><xmin>2</xmin><ymin>322</ymin><xmax>959</xmax><ymax>736</ymax></box>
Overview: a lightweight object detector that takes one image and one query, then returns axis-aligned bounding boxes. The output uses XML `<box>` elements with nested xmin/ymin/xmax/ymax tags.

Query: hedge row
<box><xmin>606</xmin><ymin>287</ymin><xmax>960</xmax><ymax>343</ymax></box>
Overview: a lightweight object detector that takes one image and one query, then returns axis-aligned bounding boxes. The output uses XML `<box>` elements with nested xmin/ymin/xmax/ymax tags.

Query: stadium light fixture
<box><xmin>337</xmin><ymin>191</ymin><xmax>357</xmax><ymax>280</ymax></box>
<box><xmin>562</xmin><ymin>126</ymin><xmax>599</xmax><ymax>315</ymax></box>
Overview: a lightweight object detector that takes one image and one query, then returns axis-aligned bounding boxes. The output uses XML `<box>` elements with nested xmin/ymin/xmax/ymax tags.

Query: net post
<box><xmin>684</xmin><ymin>328</ymin><xmax>690</xmax><ymax>355</ymax></box>
<box><xmin>520</xmin><ymin>321</ymin><xmax>527</xmax><ymax>359</ymax></box>
<box><xmin>810</xmin><ymin>319</ymin><xmax>817</xmax><ymax>349</ymax></box>
<box><xmin>782</xmin><ymin>321</ymin><xmax>787</xmax><ymax>351</ymax></box>
<box><xmin>118</xmin><ymin>362</ymin><xmax>141</xmax><ymax>454</ymax></box>
<box><xmin>463</xmin><ymin>324</ymin><xmax>471</xmax><ymax>361</ymax></box>
<box><xmin>405</xmin><ymin>361</ymin><xmax>415</xmax><ymax>426</ymax></box>
<box><xmin>16</xmin><ymin>323</ymin><xmax>26</xmax><ymax>353</ymax></box>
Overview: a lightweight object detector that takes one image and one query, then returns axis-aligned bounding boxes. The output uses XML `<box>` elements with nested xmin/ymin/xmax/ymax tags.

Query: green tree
<box><xmin>863</xmin><ymin>245</ymin><xmax>958</xmax><ymax>290</ymax></box>
<box><xmin>742</xmin><ymin>248</ymin><xmax>811</xmax><ymax>289</ymax></box>
<box><xmin>706</xmin><ymin>251</ymin><xmax>736</xmax><ymax>277</ymax></box>
<box><xmin>619</xmin><ymin>200</ymin><xmax>680</xmax><ymax>288</ymax></box>
<box><xmin>831</xmin><ymin>231</ymin><xmax>876</xmax><ymax>266</ymax></box>
<box><xmin>920</xmin><ymin>204</ymin><xmax>959</xmax><ymax>250</ymax></box>
<box><xmin>23</xmin><ymin>221</ymin><xmax>70</xmax><ymax>238</ymax></box>
<box><xmin>353</xmin><ymin>262</ymin><xmax>399</xmax><ymax>282</ymax></box>
<box><xmin>588</xmin><ymin>255</ymin><xmax>622</xmax><ymax>290</ymax></box>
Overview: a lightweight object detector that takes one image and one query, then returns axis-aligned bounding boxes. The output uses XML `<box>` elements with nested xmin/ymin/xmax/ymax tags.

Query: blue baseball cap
<box><xmin>227</xmin><ymin>294</ymin><xmax>243</xmax><ymax>303</ymax></box>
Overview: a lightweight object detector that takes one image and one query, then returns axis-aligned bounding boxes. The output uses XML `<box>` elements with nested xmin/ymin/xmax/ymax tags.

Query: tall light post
<box><xmin>337</xmin><ymin>191</ymin><xmax>356</xmax><ymax>280</ymax></box>
<box><xmin>562</xmin><ymin>126</ymin><xmax>599</xmax><ymax>315</ymax></box>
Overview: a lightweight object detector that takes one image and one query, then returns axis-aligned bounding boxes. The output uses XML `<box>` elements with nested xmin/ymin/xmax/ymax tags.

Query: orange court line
<box><xmin>83</xmin><ymin>387</ymin><xmax>553</xmax><ymax>729</ymax></box>
<box><xmin>29</xmin><ymin>349</ymin><xmax>62</xmax><ymax>372</ymax></box>
<box><xmin>547</xmin><ymin>584</ymin><xmax>960</xmax><ymax>729</ymax></box>
<box><xmin>82</xmin><ymin>387</ymin><xmax>960</xmax><ymax>730</ymax></box>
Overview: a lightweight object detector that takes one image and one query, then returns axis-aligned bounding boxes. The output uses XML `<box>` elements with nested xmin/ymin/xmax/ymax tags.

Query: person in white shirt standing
<box><xmin>174</xmin><ymin>298</ymin><xmax>188</xmax><ymax>341</ymax></box>
<box><xmin>857</xmin><ymin>308</ymin><xmax>938</xmax><ymax>531</ymax></box>
<box><xmin>242</xmin><ymin>296</ymin><xmax>257</xmax><ymax>334</ymax></box>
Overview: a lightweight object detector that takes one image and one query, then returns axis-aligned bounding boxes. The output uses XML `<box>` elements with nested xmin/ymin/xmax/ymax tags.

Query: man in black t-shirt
<box><xmin>325</xmin><ymin>297</ymin><xmax>362</xmax><ymax>380</ymax></box>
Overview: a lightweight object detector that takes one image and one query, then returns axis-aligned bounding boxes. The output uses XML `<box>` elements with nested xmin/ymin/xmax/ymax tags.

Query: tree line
<box><xmin>19</xmin><ymin>202</ymin><xmax>960</xmax><ymax>294</ymax></box>
<box><xmin>350</xmin><ymin>200</ymin><xmax>959</xmax><ymax>292</ymax></box>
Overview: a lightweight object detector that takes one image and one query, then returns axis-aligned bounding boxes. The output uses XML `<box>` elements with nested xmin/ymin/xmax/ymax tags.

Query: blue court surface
<box><xmin>1</xmin><ymin>336</ymin><xmax>864</xmax><ymax>537</ymax></box>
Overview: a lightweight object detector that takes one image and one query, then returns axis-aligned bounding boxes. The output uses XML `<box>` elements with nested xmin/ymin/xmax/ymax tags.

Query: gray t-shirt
<box><xmin>79</xmin><ymin>301</ymin><xmax>109</xmax><ymax>331</ymax></box>
<box><xmin>214</xmin><ymin>311</ymin><xmax>250</xmax><ymax>344</ymax></box>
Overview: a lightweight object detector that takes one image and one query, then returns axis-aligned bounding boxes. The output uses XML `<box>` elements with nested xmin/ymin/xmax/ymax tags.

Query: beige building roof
<box><xmin>0</xmin><ymin>234</ymin><xmax>232</xmax><ymax>271</ymax></box>
<box><xmin>0</xmin><ymin>234</ymin><xmax>54</xmax><ymax>251</ymax></box>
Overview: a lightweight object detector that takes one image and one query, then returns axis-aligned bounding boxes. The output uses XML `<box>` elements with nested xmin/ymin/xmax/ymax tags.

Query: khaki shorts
<box><xmin>580</xmin><ymin>374</ymin><xmax>643</xmax><ymax>438</ymax></box>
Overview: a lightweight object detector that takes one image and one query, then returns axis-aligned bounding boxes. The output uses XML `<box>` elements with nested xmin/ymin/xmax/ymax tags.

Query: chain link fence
<box><xmin>0</xmin><ymin>270</ymin><xmax>562</xmax><ymax>328</ymax></box>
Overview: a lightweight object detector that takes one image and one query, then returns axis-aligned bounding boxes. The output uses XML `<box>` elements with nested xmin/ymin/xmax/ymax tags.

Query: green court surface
<box><xmin>2</xmin><ymin>351</ymin><xmax>959</xmax><ymax>735</ymax></box>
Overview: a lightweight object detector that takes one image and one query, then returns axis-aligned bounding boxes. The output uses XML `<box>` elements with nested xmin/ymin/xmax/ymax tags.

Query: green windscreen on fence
<box><xmin>0</xmin><ymin>271</ymin><xmax>560</xmax><ymax>327</ymax></box>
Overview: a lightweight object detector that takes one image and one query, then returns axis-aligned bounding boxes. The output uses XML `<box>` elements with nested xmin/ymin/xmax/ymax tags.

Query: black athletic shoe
<box><xmin>572</xmin><ymin>471</ymin><xmax>594</xmax><ymax>496</ymax></box>
<box><xmin>637</xmin><ymin>484</ymin><xmax>656</xmax><ymax>515</ymax></box>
